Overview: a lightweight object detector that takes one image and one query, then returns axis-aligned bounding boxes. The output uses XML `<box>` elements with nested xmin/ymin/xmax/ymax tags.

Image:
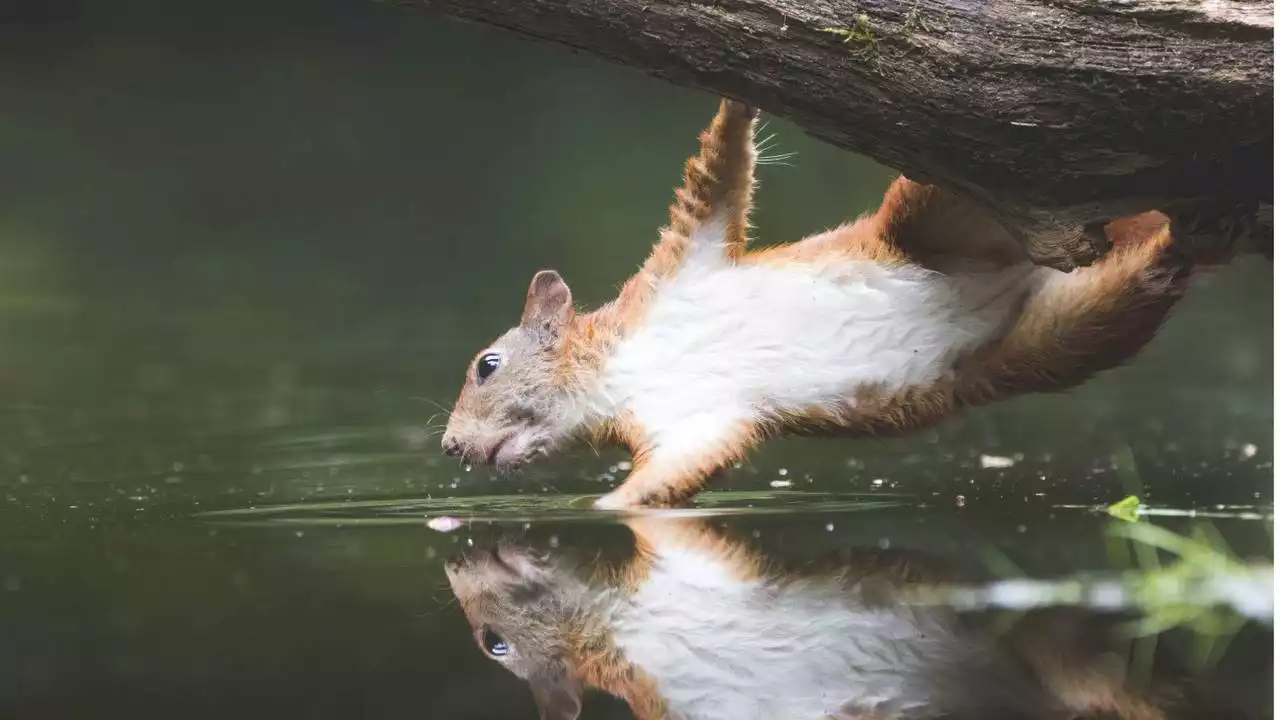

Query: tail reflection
<box><xmin>443</xmin><ymin>516</ymin><xmax>1220</xmax><ymax>720</ymax></box>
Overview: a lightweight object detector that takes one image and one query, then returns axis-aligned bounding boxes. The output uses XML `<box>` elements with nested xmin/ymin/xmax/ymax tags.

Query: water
<box><xmin>2</xmin><ymin>1</ymin><xmax>1273</xmax><ymax>717</ymax></box>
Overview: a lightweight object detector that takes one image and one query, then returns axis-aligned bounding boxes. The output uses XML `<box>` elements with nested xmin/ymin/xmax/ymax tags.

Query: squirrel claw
<box><xmin>722</xmin><ymin>98</ymin><xmax>759</xmax><ymax>121</ymax></box>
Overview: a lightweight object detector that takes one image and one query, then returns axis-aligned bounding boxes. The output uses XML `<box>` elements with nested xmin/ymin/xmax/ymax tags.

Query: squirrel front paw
<box><xmin>594</xmin><ymin>487</ymin><xmax>697</xmax><ymax>511</ymax></box>
<box><xmin>593</xmin><ymin>492</ymin><xmax>631</xmax><ymax>511</ymax></box>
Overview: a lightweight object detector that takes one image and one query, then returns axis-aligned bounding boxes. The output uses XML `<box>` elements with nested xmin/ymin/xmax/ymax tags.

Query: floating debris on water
<box><xmin>1065</xmin><ymin>497</ymin><xmax>1275</xmax><ymax>522</ymax></box>
<box><xmin>980</xmin><ymin>454</ymin><xmax>1017</xmax><ymax>469</ymax></box>
<box><xmin>426</xmin><ymin>516</ymin><xmax>464</xmax><ymax>533</ymax></box>
<box><xmin>1107</xmin><ymin>495</ymin><xmax>1143</xmax><ymax>523</ymax></box>
<box><xmin>769</xmin><ymin>479</ymin><xmax>793</xmax><ymax>488</ymax></box>
<box><xmin>1241</xmin><ymin>443</ymin><xmax>1259</xmax><ymax>459</ymax></box>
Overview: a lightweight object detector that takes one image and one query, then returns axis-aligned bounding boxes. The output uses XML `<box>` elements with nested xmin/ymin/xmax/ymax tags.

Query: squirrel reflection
<box><xmin>444</xmin><ymin>517</ymin><xmax>1222</xmax><ymax>720</ymax></box>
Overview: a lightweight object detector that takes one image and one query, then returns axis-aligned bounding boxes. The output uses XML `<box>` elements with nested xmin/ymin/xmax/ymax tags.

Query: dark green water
<box><xmin>1</xmin><ymin>2</ymin><xmax>1273</xmax><ymax>718</ymax></box>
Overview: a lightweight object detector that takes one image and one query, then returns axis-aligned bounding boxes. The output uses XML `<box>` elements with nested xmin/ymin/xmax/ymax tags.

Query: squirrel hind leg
<box><xmin>973</xmin><ymin>217</ymin><xmax>1188</xmax><ymax>400</ymax></box>
<box><xmin>872</xmin><ymin>176</ymin><xmax>1029</xmax><ymax>273</ymax></box>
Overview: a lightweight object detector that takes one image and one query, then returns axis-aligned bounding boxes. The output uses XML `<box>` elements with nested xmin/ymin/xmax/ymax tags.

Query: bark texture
<box><xmin>427</xmin><ymin>0</ymin><xmax>1272</xmax><ymax>269</ymax></box>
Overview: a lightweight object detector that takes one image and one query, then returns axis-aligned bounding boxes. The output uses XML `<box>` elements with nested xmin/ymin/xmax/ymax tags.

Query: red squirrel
<box><xmin>440</xmin><ymin>99</ymin><xmax>1190</xmax><ymax>509</ymax></box>
<box><xmin>445</xmin><ymin>516</ymin><xmax>1212</xmax><ymax>720</ymax></box>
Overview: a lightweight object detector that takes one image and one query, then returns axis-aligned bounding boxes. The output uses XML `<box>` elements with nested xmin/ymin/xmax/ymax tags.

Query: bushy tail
<box><xmin>963</xmin><ymin>211</ymin><xmax>1190</xmax><ymax>401</ymax></box>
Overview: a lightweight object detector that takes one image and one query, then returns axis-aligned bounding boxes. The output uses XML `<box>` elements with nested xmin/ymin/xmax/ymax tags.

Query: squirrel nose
<box><xmin>442</xmin><ymin>436</ymin><xmax>463</xmax><ymax>457</ymax></box>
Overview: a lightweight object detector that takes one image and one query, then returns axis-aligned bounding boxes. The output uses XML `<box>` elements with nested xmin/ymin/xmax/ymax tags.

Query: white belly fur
<box><xmin>601</xmin><ymin>258</ymin><xmax>1037</xmax><ymax>441</ymax></box>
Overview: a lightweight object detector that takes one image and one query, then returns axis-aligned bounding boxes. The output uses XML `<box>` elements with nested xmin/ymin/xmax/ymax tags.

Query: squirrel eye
<box><xmin>475</xmin><ymin>353</ymin><xmax>501</xmax><ymax>384</ymax></box>
<box><xmin>481</xmin><ymin>627</ymin><xmax>509</xmax><ymax>657</ymax></box>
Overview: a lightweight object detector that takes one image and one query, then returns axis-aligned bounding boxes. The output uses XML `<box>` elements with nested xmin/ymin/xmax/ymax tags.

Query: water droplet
<box><xmin>980</xmin><ymin>454</ymin><xmax>1016</xmax><ymax>469</ymax></box>
<box><xmin>427</xmin><ymin>516</ymin><xmax>463</xmax><ymax>533</ymax></box>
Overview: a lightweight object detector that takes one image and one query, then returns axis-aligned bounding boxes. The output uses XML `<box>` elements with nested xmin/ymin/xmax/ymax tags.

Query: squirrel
<box><xmin>444</xmin><ymin>516</ymin><xmax>1222</xmax><ymax>720</ymax></box>
<box><xmin>440</xmin><ymin>98</ymin><xmax>1192</xmax><ymax>509</ymax></box>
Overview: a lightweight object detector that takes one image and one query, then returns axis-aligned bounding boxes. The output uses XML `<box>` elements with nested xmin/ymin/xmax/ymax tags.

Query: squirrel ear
<box><xmin>520</xmin><ymin>270</ymin><xmax>574</xmax><ymax>338</ymax></box>
<box><xmin>530</xmin><ymin>672</ymin><xmax>582</xmax><ymax>720</ymax></box>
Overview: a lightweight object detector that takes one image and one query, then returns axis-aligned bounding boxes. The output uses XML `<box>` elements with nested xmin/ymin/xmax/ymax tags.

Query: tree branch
<box><xmin>424</xmin><ymin>0</ymin><xmax>1272</xmax><ymax>269</ymax></box>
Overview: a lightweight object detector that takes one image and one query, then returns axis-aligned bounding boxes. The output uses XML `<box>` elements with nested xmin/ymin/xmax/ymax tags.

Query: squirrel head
<box><xmin>444</xmin><ymin>540</ymin><xmax>589</xmax><ymax>720</ymax></box>
<box><xmin>441</xmin><ymin>270</ymin><xmax>583</xmax><ymax>472</ymax></box>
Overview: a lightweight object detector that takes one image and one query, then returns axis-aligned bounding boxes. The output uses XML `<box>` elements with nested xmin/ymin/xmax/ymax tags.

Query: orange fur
<box><xmin>644</xmin><ymin>99</ymin><xmax>757</xmax><ymax>275</ymax></box>
<box><xmin>623</xmin><ymin>515</ymin><xmax>767</xmax><ymax>583</ymax></box>
<box><xmin>872</xmin><ymin>177</ymin><xmax>1029</xmax><ymax>270</ymax></box>
<box><xmin>566</xmin><ymin>632</ymin><xmax>668</xmax><ymax>720</ymax></box>
<box><xmin>594</xmin><ymin>107</ymin><xmax>1185</xmax><ymax>504</ymax></box>
<box><xmin>773</xmin><ymin>216</ymin><xmax>1184</xmax><ymax>442</ymax></box>
<box><xmin>746</xmin><ymin>215</ymin><xmax>908</xmax><ymax>267</ymax></box>
<box><xmin>444</xmin><ymin>97</ymin><xmax>1200</xmax><ymax>510</ymax></box>
<box><xmin>587</xmin><ymin>207</ymin><xmax>1183</xmax><ymax>505</ymax></box>
<box><xmin>597</xmin><ymin>421</ymin><xmax>761</xmax><ymax>508</ymax></box>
